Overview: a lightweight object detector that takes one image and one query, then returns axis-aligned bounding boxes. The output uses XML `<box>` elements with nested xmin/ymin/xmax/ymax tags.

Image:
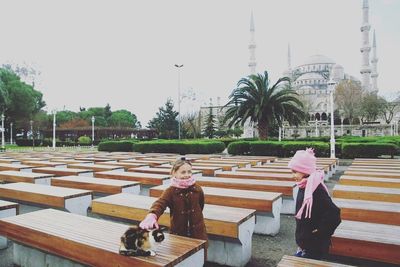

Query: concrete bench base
<box><xmin>14</xmin><ymin>243</ymin><xmax>86</xmax><ymax>267</ymax></box>
<box><xmin>282</xmin><ymin>197</ymin><xmax>295</xmax><ymax>214</ymax></box>
<box><xmin>13</xmin><ymin>242</ymin><xmax>205</xmax><ymax>267</ymax></box>
<box><xmin>208</xmin><ymin>215</ymin><xmax>255</xmax><ymax>267</ymax></box>
<box><xmin>0</xmin><ymin>207</ymin><xmax>18</xmax><ymax>249</ymax></box>
<box><xmin>64</xmin><ymin>195</ymin><xmax>92</xmax><ymax>215</ymax></box>
<box><xmin>140</xmin><ymin>180</ymin><xmax>170</xmax><ymax>196</ymax></box>
<box><xmin>121</xmin><ymin>185</ymin><xmax>141</xmax><ymax>194</ymax></box>
<box><xmin>254</xmin><ymin>198</ymin><xmax>282</xmax><ymax>235</ymax></box>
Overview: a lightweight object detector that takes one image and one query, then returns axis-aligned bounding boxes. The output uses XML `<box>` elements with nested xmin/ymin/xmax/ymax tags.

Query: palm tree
<box><xmin>223</xmin><ymin>71</ymin><xmax>305</xmax><ymax>140</ymax></box>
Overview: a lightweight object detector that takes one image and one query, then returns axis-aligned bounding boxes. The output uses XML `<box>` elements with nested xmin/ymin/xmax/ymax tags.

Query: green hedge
<box><xmin>133</xmin><ymin>140</ymin><xmax>225</xmax><ymax>154</ymax></box>
<box><xmin>250</xmin><ymin>141</ymin><xmax>284</xmax><ymax>157</ymax></box>
<box><xmin>227</xmin><ymin>141</ymin><xmax>251</xmax><ymax>155</ymax></box>
<box><xmin>98</xmin><ymin>141</ymin><xmax>135</xmax><ymax>152</ymax></box>
<box><xmin>342</xmin><ymin>143</ymin><xmax>398</xmax><ymax>159</ymax></box>
<box><xmin>282</xmin><ymin>142</ymin><xmax>330</xmax><ymax>157</ymax></box>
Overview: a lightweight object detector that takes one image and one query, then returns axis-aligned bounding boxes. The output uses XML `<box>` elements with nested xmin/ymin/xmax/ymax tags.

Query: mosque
<box><xmin>242</xmin><ymin>0</ymin><xmax>388</xmax><ymax>138</ymax></box>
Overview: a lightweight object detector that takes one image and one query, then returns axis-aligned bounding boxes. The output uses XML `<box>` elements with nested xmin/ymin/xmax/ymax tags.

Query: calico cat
<box><xmin>119</xmin><ymin>225</ymin><xmax>165</xmax><ymax>257</ymax></box>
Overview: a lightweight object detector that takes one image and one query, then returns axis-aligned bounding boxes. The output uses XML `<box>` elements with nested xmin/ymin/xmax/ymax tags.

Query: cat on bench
<box><xmin>119</xmin><ymin>225</ymin><xmax>165</xmax><ymax>257</ymax></box>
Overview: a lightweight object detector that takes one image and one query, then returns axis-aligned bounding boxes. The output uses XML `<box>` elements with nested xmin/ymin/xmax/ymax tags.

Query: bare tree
<box><xmin>334</xmin><ymin>80</ymin><xmax>363</xmax><ymax>124</ymax></box>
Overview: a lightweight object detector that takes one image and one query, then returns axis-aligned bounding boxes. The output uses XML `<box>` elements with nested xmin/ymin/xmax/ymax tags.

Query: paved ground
<box><xmin>0</xmin><ymin>160</ymin><xmax>398</xmax><ymax>267</ymax></box>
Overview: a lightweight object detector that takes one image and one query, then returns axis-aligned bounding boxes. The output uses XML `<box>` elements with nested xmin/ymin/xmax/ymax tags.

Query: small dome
<box><xmin>330</xmin><ymin>64</ymin><xmax>344</xmax><ymax>81</ymax></box>
<box><xmin>300</xmin><ymin>54</ymin><xmax>335</xmax><ymax>66</ymax></box>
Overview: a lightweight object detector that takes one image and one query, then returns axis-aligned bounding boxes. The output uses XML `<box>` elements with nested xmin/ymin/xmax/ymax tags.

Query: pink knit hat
<box><xmin>288</xmin><ymin>148</ymin><xmax>317</xmax><ymax>175</ymax></box>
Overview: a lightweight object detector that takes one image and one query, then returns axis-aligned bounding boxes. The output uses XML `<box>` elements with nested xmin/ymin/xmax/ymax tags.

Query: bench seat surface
<box><xmin>0</xmin><ymin>209</ymin><xmax>206</xmax><ymax>267</ymax></box>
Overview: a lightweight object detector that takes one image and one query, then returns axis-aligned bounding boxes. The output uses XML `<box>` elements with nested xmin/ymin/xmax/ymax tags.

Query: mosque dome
<box><xmin>300</xmin><ymin>54</ymin><xmax>335</xmax><ymax>66</ymax></box>
<box><xmin>297</xmin><ymin>72</ymin><xmax>325</xmax><ymax>80</ymax></box>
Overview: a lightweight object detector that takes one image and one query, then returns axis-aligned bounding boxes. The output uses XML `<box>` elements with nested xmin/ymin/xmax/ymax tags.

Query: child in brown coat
<box><xmin>140</xmin><ymin>158</ymin><xmax>208</xmax><ymax>241</ymax></box>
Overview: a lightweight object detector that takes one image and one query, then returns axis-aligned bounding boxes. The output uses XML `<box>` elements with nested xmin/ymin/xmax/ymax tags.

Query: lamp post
<box><xmin>278</xmin><ymin>126</ymin><xmax>282</xmax><ymax>142</ymax></box>
<box><xmin>10</xmin><ymin>122</ymin><xmax>13</xmax><ymax>145</ymax></box>
<box><xmin>91</xmin><ymin>116</ymin><xmax>95</xmax><ymax>146</ymax></box>
<box><xmin>30</xmin><ymin>120</ymin><xmax>34</xmax><ymax>147</ymax></box>
<box><xmin>52</xmin><ymin>110</ymin><xmax>57</xmax><ymax>149</ymax></box>
<box><xmin>327</xmin><ymin>78</ymin><xmax>336</xmax><ymax>159</ymax></box>
<box><xmin>315</xmin><ymin>119</ymin><xmax>319</xmax><ymax>137</ymax></box>
<box><xmin>1</xmin><ymin>114</ymin><xmax>5</xmax><ymax>149</ymax></box>
<box><xmin>174</xmin><ymin>64</ymin><xmax>184</xmax><ymax>139</ymax></box>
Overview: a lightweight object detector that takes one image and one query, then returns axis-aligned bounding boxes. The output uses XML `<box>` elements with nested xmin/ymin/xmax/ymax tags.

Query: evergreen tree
<box><xmin>148</xmin><ymin>99</ymin><xmax>179</xmax><ymax>139</ymax></box>
<box><xmin>203</xmin><ymin>107</ymin><xmax>216</xmax><ymax>138</ymax></box>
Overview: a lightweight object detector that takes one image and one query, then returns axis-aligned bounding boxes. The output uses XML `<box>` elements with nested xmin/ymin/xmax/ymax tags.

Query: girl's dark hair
<box><xmin>170</xmin><ymin>157</ymin><xmax>192</xmax><ymax>174</ymax></box>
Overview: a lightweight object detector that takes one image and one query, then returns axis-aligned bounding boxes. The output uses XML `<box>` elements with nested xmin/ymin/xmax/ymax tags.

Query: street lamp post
<box><xmin>315</xmin><ymin>119</ymin><xmax>319</xmax><ymax>137</ymax></box>
<box><xmin>91</xmin><ymin>116</ymin><xmax>95</xmax><ymax>146</ymax></box>
<box><xmin>10</xmin><ymin>122</ymin><xmax>13</xmax><ymax>145</ymax></box>
<box><xmin>174</xmin><ymin>64</ymin><xmax>184</xmax><ymax>139</ymax></box>
<box><xmin>30</xmin><ymin>120</ymin><xmax>34</xmax><ymax>147</ymax></box>
<box><xmin>327</xmin><ymin>78</ymin><xmax>336</xmax><ymax>159</ymax></box>
<box><xmin>52</xmin><ymin>110</ymin><xmax>57</xmax><ymax>149</ymax></box>
<box><xmin>1</xmin><ymin>114</ymin><xmax>5</xmax><ymax>149</ymax></box>
<box><xmin>278</xmin><ymin>126</ymin><xmax>282</xmax><ymax>142</ymax></box>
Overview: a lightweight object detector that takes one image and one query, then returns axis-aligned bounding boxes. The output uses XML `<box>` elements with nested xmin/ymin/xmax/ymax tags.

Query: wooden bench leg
<box><xmin>207</xmin><ymin>215</ymin><xmax>255</xmax><ymax>267</ymax></box>
<box><xmin>14</xmin><ymin>243</ymin><xmax>87</xmax><ymax>267</ymax></box>
<box><xmin>254</xmin><ymin>198</ymin><xmax>282</xmax><ymax>235</ymax></box>
<box><xmin>121</xmin><ymin>184</ymin><xmax>141</xmax><ymax>194</ymax></box>
<box><xmin>64</xmin><ymin>195</ymin><xmax>92</xmax><ymax>215</ymax></box>
<box><xmin>0</xmin><ymin>208</ymin><xmax>17</xmax><ymax>249</ymax></box>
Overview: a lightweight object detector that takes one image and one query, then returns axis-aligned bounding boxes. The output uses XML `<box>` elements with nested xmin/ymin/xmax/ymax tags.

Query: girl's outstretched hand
<box><xmin>139</xmin><ymin>213</ymin><xmax>159</xmax><ymax>230</ymax></box>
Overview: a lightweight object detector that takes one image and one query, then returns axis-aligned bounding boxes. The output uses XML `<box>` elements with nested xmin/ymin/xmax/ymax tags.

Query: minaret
<box><xmin>360</xmin><ymin>0</ymin><xmax>371</xmax><ymax>92</ymax></box>
<box><xmin>371</xmin><ymin>30</ymin><xmax>379</xmax><ymax>93</ymax></box>
<box><xmin>283</xmin><ymin>44</ymin><xmax>292</xmax><ymax>80</ymax></box>
<box><xmin>248</xmin><ymin>11</ymin><xmax>257</xmax><ymax>75</ymax></box>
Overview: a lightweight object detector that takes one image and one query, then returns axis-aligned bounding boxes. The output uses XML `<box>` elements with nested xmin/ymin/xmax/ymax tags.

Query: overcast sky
<box><xmin>0</xmin><ymin>0</ymin><xmax>399</xmax><ymax>126</ymax></box>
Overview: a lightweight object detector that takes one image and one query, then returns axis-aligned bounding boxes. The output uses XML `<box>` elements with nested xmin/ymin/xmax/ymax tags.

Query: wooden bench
<box><xmin>0</xmin><ymin>170</ymin><xmax>54</xmax><ymax>184</ymax></box>
<box><xmin>32</xmin><ymin>166</ymin><xmax>94</xmax><ymax>177</ymax></box>
<box><xmin>96</xmin><ymin>161</ymin><xmax>149</xmax><ymax>170</ymax></box>
<box><xmin>348</xmin><ymin>164</ymin><xmax>400</xmax><ymax>171</ymax></box>
<box><xmin>193</xmin><ymin>159</ymin><xmax>251</xmax><ymax>168</ymax></box>
<box><xmin>251</xmin><ymin>165</ymin><xmax>331</xmax><ymax>180</ymax></box>
<box><xmin>216</xmin><ymin>170</ymin><xmax>295</xmax><ymax>182</ymax></box>
<box><xmin>150</xmin><ymin>185</ymin><xmax>282</xmax><ymax>235</ymax></box>
<box><xmin>50</xmin><ymin>159</ymin><xmax>94</xmax><ymax>164</ymax></box>
<box><xmin>0</xmin><ymin>182</ymin><xmax>92</xmax><ymax>215</ymax></box>
<box><xmin>92</xmin><ymin>193</ymin><xmax>255</xmax><ymax>267</ymax></box>
<box><xmin>74</xmin><ymin>157</ymin><xmax>116</xmax><ymax>163</ymax></box>
<box><xmin>20</xmin><ymin>160</ymin><xmax>67</xmax><ymax>168</ymax></box>
<box><xmin>339</xmin><ymin>175</ymin><xmax>400</xmax><ymax>188</ymax></box>
<box><xmin>95</xmin><ymin>170</ymin><xmax>171</xmax><ymax>195</ymax></box>
<box><xmin>51</xmin><ymin>176</ymin><xmax>140</xmax><ymax>195</ymax></box>
<box><xmin>277</xmin><ymin>255</ymin><xmax>355</xmax><ymax>267</ymax></box>
<box><xmin>67</xmin><ymin>163</ymin><xmax>125</xmax><ymax>172</ymax></box>
<box><xmin>195</xmin><ymin>176</ymin><xmax>297</xmax><ymax>214</ymax></box>
<box><xmin>333</xmin><ymin>184</ymin><xmax>400</xmax><ymax>203</ymax></box>
<box><xmin>119</xmin><ymin>159</ymin><xmax>170</xmax><ymax>167</ymax></box>
<box><xmin>128</xmin><ymin>167</ymin><xmax>202</xmax><ymax>177</ymax></box>
<box><xmin>223</xmin><ymin>156</ymin><xmax>277</xmax><ymax>164</ymax></box>
<box><xmin>192</xmin><ymin>162</ymin><xmax>238</xmax><ymax>171</ymax></box>
<box><xmin>0</xmin><ymin>158</ymin><xmax>20</xmax><ymax>164</ymax></box>
<box><xmin>330</xmin><ymin>220</ymin><xmax>400</xmax><ymax>265</ymax></box>
<box><xmin>0</xmin><ymin>200</ymin><xmax>18</xmax><ymax>249</ymax></box>
<box><xmin>344</xmin><ymin>170</ymin><xmax>400</xmax><ymax>179</ymax></box>
<box><xmin>0</xmin><ymin>163</ymin><xmax>33</xmax><ymax>172</ymax></box>
<box><xmin>346</xmin><ymin>167</ymin><xmax>400</xmax><ymax>175</ymax></box>
<box><xmin>153</xmin><ymin>164</ymin><xmax>222</xmax><ymax>177</ymax></box>
<box><xmin>333</xmin><ymin>198</ymin><xmax>400</xmax><ymax>226</ymax></box>
<box><xmin>0</xmin><ymin>209</ymin><xmax>205</xmax><ymax>267</ymax></box>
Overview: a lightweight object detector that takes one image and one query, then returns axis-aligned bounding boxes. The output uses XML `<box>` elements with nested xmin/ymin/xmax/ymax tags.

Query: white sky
<box><xmin>0</xmin><ymin>0</ymin><xmax>399</xmax><ymax>126</ymax></box>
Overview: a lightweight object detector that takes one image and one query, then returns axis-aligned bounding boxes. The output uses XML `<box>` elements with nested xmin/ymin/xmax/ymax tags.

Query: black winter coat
<box><xmin>295</xmin><ymin>184</ymin><xmax>341</xmax><ymax>254</ymax></box>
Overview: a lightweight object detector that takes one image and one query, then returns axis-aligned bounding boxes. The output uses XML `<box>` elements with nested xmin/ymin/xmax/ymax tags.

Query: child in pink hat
<box><xmin>288</xmin><ymin>148</ymin><xmax>341</xmax><ymax>260</ymax></box>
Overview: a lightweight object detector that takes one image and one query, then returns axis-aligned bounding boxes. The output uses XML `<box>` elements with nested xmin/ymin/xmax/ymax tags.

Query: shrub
<box><xmin>227</xmin><ymin>141</ymin><xmax>251</xmax><ymax>155</ymax></box>
<box><xmin>342</xmin><ymin>143</ymin><xmax>398</xmax><ymax>159</ymax></box>
<box><xmin>250</xmin><ymin>141</ymin><xmax>284</xmax><ymax>157</ymax></box>
<box><xmin>78</xmin><ymin>136</ymin><xmax>92</xmax><ymax>145</ymax></box>
<box><xmin>98</xmin><ymin>141</ymin><xmax>135</xmax><ymax>152</ymax></box>
<box><xmin>133</xmin><ymin>140</ymin><xmax>225</xmax><ymax>154</ymax></box>
<box><xmin>281</xmin><ymin>142</ymin><xmax>329</xmax><ymax>157</ymax></box>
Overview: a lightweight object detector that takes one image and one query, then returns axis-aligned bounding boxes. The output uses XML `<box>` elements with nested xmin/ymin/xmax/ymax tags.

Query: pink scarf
<box><xmin>295</xmin><ymin>170</ymin><xmax>328</xmax><ymax>219</ymax></box>
<box><xmin>171</xmin><ymin>176</ymin><xmax>196</xmax><ymax>189</ymax></box>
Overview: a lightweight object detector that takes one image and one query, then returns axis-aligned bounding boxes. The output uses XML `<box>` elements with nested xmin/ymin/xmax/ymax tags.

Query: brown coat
<box><xmin>149</xmin><ymin>184</ymin><xmax>208</xmax><ymax>241</ymax></box>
